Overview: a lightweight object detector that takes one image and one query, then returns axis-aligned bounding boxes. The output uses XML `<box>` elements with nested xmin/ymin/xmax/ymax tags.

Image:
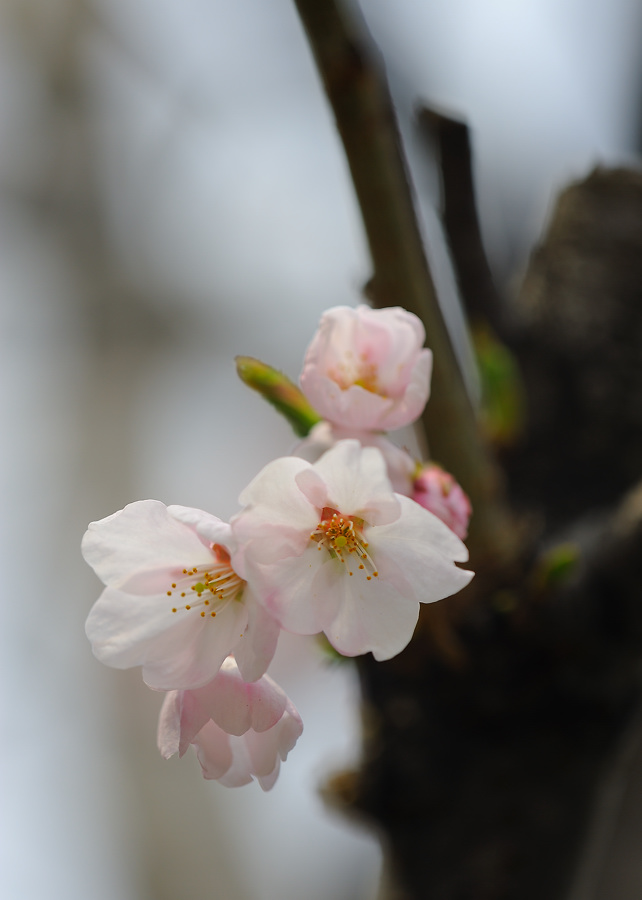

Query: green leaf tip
<box><xmin>473</xmin><ymin>323</ymin><xmax>526</xmax><ymax>448</ymax></box>
<box><xmin>235</xmin><ymin>355</ymin><xmax>322</xmax><ymax>438</ymax></box>
<box><xmin>532</xmin><ymin>542</ymin><xmax>581</xmax><ymax>595</ymax></box>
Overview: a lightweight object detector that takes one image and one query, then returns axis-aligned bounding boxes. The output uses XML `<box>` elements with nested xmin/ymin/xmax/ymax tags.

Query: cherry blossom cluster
<box><xmin>83</xmin><ymin>305</ymin><xmax>473</xmax><ymax>790</ymax></box>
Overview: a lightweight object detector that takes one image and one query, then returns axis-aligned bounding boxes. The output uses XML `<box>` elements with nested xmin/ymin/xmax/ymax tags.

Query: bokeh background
<box><xmin>2</xmin><ymin>1</ymin><xmax>642</xmax><ymax>898</ymax></box>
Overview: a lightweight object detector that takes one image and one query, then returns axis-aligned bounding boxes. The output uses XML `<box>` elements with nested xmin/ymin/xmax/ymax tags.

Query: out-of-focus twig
<box><xmin>417</xmin><ymin>107</ymin><xmax>506</xmax><ymax>335</ymax></box>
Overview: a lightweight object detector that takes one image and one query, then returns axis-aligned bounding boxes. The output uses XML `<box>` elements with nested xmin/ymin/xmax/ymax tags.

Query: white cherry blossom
<box><xmin>83</xmin><ymin>500</ymin><xmax>279</xmax><ymax>690</ymax></box>
<box><xmin>232</xmin><ymin>441</ymin><xmax>473</xmax><ymax>661</ymax></box>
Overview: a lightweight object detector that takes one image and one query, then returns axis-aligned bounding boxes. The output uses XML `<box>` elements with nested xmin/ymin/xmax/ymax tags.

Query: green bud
<box><xmin>235</xmin><ymin>356</ymin><xmax>322</xmax><ymax>438</ymax></box>
<box><xmin>533</xmin><ymin>542</ymin><xmax>580</xmax><ymax>591</ymax></box>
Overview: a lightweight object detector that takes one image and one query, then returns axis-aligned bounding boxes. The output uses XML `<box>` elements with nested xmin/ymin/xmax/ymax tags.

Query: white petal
<box><xmin>256</xmin><ymin>763</ymin><xmax>281</xmax><ymax>792</ymax></box>
<box><xmin>82</xmin><ymin>500</ymin><xmax>213</xmax><ymax>593</ymax></box>
<box><xmin>248</xmin><ymin>544</ymin><xmax>341</xmax><ymax>635</ymax></box>
<box><xmin>307</xmin><ymin>441</ymin><xmax>400</xmax><ymax>525</ymax></box>
<box><xmin>86</xmin><ymin>586</ymin><xmax>249</xmax><ymax>690</ymax></box>
<box><xmin>367</xmin><ymin>494</ymin><xmax>473</xmax><ymax>603</ymax></box>
<box><xmin>157</xmin><ymin>691</ymin><xmax>182</xmax><ymax>759</ymax></box>
<box><xmin>167</xmin><ymin>506</ymin><xmax>235</xmax><ymax>549</ymax></box>
<box><xmin>237</xmin><ymin>456</ymin><xmax>315</xmax><ymax>529</ymax></box>
<box><xmin>318</xmin><ymin>557</ymin><xmax>421</xmax><ymax>659</ymax></box>
<box><xmin>233</xmin><ymin>593</ymin><xmax>281</xmax><ymax>683</ymax></box>
<box><xmin>214</xmin><ymin>733</ymin><xmax>254</xmax><ymax>787</ymax></box>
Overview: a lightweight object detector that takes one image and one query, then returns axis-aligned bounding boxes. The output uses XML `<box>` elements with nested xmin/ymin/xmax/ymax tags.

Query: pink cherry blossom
<box><xmin>295</xmin><ymin>420</ymin><xmax>416</xmax><ymax>494</ymax></box>
<box><xmin>157</xmin><ymin>657</ymin><xmax>303</xmax><ymax>790</ymax></box>
<box><xmin>412</xmin><ymin>464</ymin><xmax>472</xmax><ymax>540</ymax></box>
<box><xmin>232</xmin><ymin>440</ymin><xmax>473</xmax><ymax>661</ymax></box>
<box><xmin>83</xmin><ymin>500</ymin><xmax>279</xmax><ymax>690</ymax></box>
<box><xmin>299</xmin><ymin>305</ymin><xmax>432</xmax><ymax>431</ymax></box>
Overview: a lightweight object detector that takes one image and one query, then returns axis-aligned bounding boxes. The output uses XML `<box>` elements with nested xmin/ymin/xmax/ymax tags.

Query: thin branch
<box><xmin>292</xmin><ymin>0</ymin><xmax>517</xmax><ymax>566</ymax></box>
<box><xmin>417</xmin><ymin>106</ymin><xmax>506</xmax><ymax>335</ymax></box>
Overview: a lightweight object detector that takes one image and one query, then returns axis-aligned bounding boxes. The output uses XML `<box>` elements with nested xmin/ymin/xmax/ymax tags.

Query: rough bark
<box><xmin>293</xmin><ymin>3</ymin><xmax>642</xmax><ymax>895</ymax></box>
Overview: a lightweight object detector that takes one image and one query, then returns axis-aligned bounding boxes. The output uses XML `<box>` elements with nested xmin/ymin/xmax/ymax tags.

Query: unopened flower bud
<box><xmin>412</xmin><ymin>464</ymin><xmax>472</xmax><ymax>540</ymax></box>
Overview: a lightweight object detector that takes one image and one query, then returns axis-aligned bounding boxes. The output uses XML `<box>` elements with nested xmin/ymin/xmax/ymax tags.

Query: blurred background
<box><xmin>2</xmin><ymin>1</ymin><xmax>642</xmax><ymax>898</ymax></box>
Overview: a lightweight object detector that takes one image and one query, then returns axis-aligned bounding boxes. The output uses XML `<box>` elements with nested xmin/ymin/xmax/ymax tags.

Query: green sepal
<box><xmin>235</xmin><ymin>356</ymin><xmax>322</xmax><ymax>438</ymax></box>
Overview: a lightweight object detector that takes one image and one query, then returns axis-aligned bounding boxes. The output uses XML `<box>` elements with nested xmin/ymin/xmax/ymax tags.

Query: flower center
<box><xmin>310</xmin><ymin>507</ymin><xmax>379</xmax><ymax>580</ymax></box>
<box><xmin>167</xmin><ymin>543</ymin><xmax>245</xmax><ymax>618</ymax></box>
<box><xmin>329</xmin><ymin>352</ymin><xmax>384</xmax><ymax>396</ymax></box>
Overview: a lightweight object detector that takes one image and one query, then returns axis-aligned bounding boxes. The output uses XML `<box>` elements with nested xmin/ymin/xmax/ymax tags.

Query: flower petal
<box><xmin>237</xmin><ymin>456</ymin><xmax>315</xmax><ymax>530</ymax></box>
<box><xmin>367</xmin><ymin>494</ymin><xmax>473</xmax><ymax>603</ymax></box>
<box><xmin>303</xmin><ymin>440</ymin><xmax>400</xmax><ymax>525</ymax></box>
<box><xmin>193</xmin><ymin>720</ymin><xmax>238</xmax><ymax>782</ymax></box>
<box><xmin>192</xmin><ymin>660</ymin><xmax>286</xmax><ymax>736</ymax></box>
<box><xmin>233</xmin><ymin>591</ymin><xmax>281</xmax><ymax>683</ymax></box>
<box><xmin>85</xmin><ymin>585</ymin><xmax>249</xmax><ymax>690</ymax></box>
<box><xmin>317</xmin><ymin>554</ymin><xmax>421</xmax><ymax>659</ymax></box>
<box><xmin>300</xmin><ymin>305</ymin><xmax>432</xmax><ymax>430</ymax></box>
<box><xmin>157</xmin><ymin>691</ymin><xmax>183</xmax><ymax>759</ymax></box>
<box><xmin>295</xmin><ymin>422</ymin><xmax>416</xmax><ymax>495</ymax></box>
<box><xmin>82</xmin><ymin>500</ymin><xmax>213</xmax><ymax>594</ymax></box>
<box><xmin>167</xmin><ymin>505</ymin><xmax>235</xmax><ymax>549</ymax></box>
<box><xmin>246</xmin><ymin>543</ymin><xmax>341</xmax><ymax>635</ymax></box>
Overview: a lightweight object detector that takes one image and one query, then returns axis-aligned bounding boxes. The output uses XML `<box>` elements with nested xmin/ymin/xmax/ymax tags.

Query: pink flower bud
<box><xmin>300</xmin><ymin>305</ymin><xmax>432</xmax><ymax>431</ymax></box>
<box><xmin>412</xmin><ymin>464</ymin><xmax>472</xmax><ymax>540</ymax></box>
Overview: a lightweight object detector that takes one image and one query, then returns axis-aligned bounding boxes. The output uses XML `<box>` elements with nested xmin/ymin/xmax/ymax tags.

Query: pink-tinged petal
<box><xmin>195</xmin><ymin>661</ymin><xmax>286</xmax><ymax>736</ymax></box>
<box><xmin>157</xmin><ymin>689</ymin><xmax>212</xmax><ymax>757</ymax></box>
<box><xmin>306</xmin><ymin>441</ymin><xmax>400</xmax><ymax>525</ymax></box>
<box><xmin>82</xmin><ymin>500</ymin><xmax>213</xmax><ymax>594</ymax></box>
<box><xmin>309</xmin><ymin>377</ymin><xmax>397</xmax><ymax>432</ymax></box>
<box><xmin>293</xmin><ymin>467</ymin><xmax>329</xmax><ymax>510</ymax></box>
<box><xmin>193</xmin><ymin>720</ymin><xmax>238</xmax><ymax>782</ymax></box>
<box><xmin>233</xmin><ymin>592</ymin><xmax>281</xmax><ymax>683</ymax></box>
<box><xmin>163</xmin><ymin>665</ymin><xmax>303</xmax><ymax>789</ymax></box>
<box><xmin>412</xmin><ymin>464</ymin><xmax>472</xmax><ymax>540</ymax></box>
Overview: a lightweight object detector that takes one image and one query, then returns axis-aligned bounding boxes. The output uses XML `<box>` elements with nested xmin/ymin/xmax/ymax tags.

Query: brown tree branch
<box><xmin>292</xmin><ymin>0</ymin><xmax>517</xmax><ymax>568</ymax></box>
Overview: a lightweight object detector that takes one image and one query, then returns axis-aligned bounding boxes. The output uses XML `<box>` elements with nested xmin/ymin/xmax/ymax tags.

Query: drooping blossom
<box><xmin>83</xmin><ymin>500</ymin><xmax>279</xmax><ymax>690</ymax></box>
<box><xmin>295</xmin><ymin>420</ymin><xmax>416</xmax><ymax>495</ymax></box>
<box><xmin>232</xmin><ymin>440</ymin><xmax>473</xmax><ymax>661</ymax></box>
<box><xmin>157</xmin><ymin>657</ymin><xmax>303</xmax><ymax>791</ymax></box>
<box><xmin>299</xmin><ymin>305</ymin><xmax>432</xmax><ymax>431</ymax></box>
<box><xmin>412</xmin><ymin>464</ymin><xmax>472</xmax><ymax>540</ymax></box>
